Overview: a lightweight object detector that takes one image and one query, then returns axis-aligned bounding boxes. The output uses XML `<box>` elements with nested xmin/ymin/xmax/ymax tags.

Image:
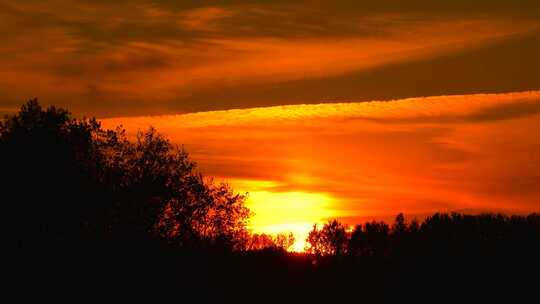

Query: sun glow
<box><xmin>238</xmin><ymin>186</ymin><xmax>338</xmax><ymax>252</ymax></box>
<box><xmin>251</xmin><ymin>222</ymin><xmax>316</xmax><ymax>252</ymax></box>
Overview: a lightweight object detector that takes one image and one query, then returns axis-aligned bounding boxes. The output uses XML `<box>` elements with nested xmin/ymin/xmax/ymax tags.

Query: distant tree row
<box><xmin>306</xmin><ymin>213</ymin><xmax>540</xmax><ymax>258</ymax></box>
<box><xmin>239</xmin><ymin>232</ymin><xmax>296</xmax><ymax>251</ymax></box>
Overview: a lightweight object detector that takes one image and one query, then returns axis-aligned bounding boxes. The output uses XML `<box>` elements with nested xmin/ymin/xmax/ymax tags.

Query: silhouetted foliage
<box><xmin>306</xmin><ymin>220</ymin><xmax>347</xmax><ymax>256</ymax></box>
<box><xmin>305</xmin><ymin>213</ymin><xmax>540</xmax><ymax>260</ymax></box>
<box><xmin>240</xmin><ymin>232</ymin><xmax>295</xmax><ymax>251</ymax></box>
<box><xmin>2</xmin><ymin>100</ymin><xmax>250</xmax><ymax>250</ymax></box>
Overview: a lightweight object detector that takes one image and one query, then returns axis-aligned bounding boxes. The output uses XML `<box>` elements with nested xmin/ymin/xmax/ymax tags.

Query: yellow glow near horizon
<box><xmin>240</xmin><ymin>187</ymin><xmax>338</xmax><ymax>252</ymax></box>
<box><xmin>251</xmin><ymin>222</ymin><xmax>316</xmax><ymax>252</ymax></box>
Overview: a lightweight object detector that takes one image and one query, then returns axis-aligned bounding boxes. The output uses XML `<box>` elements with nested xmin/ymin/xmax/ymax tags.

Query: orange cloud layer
<box><xmin>1</xmin><ymin>0</ymin><xmax>539</xmax><ymax>116</ymax></box>
<box><xmin>102</xmin><ymin>91</ymin><xmax>540</xmax><ymax>238</ymax></box>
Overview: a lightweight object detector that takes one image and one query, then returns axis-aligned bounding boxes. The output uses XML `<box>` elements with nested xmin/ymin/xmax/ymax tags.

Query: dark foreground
<box><xmin>12</xmin><ymin>242</ymin><xmax>540</xmax><ymax>303</ymax></box>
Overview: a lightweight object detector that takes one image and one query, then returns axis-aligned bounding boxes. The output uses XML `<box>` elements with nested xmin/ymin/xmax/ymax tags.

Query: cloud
<box><xmin>150</xmin><ymin>0</ymin><xmax>540</xmax><ymax>19</ymax></box>
<box><xmin>104</xmin><ymin>91</ymin><xmax>540</xmax><ymax>126</ymax></box>
<box><xmin>464</xmin><ymin>100</ymin><xmax>540</xmax><ymax>122</ymax></box>
<box><xmin>1</xmin><ymin>0</ymin><xmax>539</xmax><ymax>117</ymax></box>
<box><xmin>179</xmin><ymin>7</ymin><xmax>236</xmax><ymax>32</ymax></box>
<box><xmin>102</xmin><ymin>91</ymin><xmax>540</xmax><ymax>223</ymax></box>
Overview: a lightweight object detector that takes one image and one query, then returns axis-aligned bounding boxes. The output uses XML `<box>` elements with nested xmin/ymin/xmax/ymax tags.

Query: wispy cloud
<box><xmin>102</xmin><ymin>91</ymin><xmax>540</xmax><ymax>229</ymax></box>
<box><xmin>1</xmin><ymin>0</ymin><xmax>539</xmax><ymax>116</ymax></box>
<box><xmin>104</xmin><ymin>91</ymin><xmax>540</xmax><ymax>127</ymax></box>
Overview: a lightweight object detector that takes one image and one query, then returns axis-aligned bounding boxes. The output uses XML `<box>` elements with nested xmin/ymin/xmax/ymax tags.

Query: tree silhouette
<box><xmin>348</xmin><ymin>224</ymin><xmax>366</xmax><ymax>256</ymax></box>
<box><xmin>275</xmin><ymin>232</ymin><xmax>296</xmax><ymax>251</ymax></box>
<box><xmin>306</xmin><ymin>220</ymin><xmax>347</xmax><ymax>256</ymax></box>
<box><xmin>240</xmin><ymin>232</ymin><xmax>295</xmax><ymax>251</ymax></box>
<box><xmin>1</xmin><ymin>100</ymin><xmax>110</xmax><ymax>247</ymax></box>
<box><xmin>392</xmin><ymin>213</ymin><xmax>407</xmax><ymax>236</ymax></box>
<box><xmin>306</xmin><ymin>224</ymin><xmax>325</xmax><ymax>256</ymax></box>
<box><xmin>1</xmin><ymin>100</ymin><xmax>251</xmax><ymax>250</ymax></box>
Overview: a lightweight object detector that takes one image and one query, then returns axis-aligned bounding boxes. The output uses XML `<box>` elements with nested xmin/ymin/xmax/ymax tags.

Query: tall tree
<box><xmin>306</xmin><ymin>220</ymin><xmax>347</xmax><ymax>256</ymax></box>
<box><xmin>1</xmin><ymin>100</ymin><xmax>251</xmax><ymax>250</ymax></box>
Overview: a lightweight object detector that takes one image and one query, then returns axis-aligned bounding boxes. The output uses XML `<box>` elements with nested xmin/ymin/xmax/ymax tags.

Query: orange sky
<box><xmin>2</xmin><ymin>1</ymin><xmax>540</xmax><ymax>250</ymax></box>
<box><xmin>102</xmin><ymin>91</ymin><xmax>540</xmax><ymax>250</ymax></box>
<box><xmin>1</xmin><ymin>1</ymin><xmax>540</xmax><ymax>117</ymax></box>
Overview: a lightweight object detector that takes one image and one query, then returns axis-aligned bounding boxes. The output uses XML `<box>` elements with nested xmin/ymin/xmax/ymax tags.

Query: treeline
<box><xmin>306</xmin><ymin>213</ymin><xmax>540</xmax><ymax>258</ymax></box>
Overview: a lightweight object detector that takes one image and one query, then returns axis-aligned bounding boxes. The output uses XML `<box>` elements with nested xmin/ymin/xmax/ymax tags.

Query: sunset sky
<box><xmin>2</xmin><ymin>1</ymin><xmax>540</xmax><ymax>250</ymax></box>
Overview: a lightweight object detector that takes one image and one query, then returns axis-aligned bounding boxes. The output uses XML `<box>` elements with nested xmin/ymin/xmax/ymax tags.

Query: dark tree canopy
<box><xmin>305</xmin><ymin>213</ymin><xmax>540</xmax><ymax>259</ymax></box>
<box><xmin>1</xmin><ymin>100</ymin><xmax>251</xmax><ymax>250</ymax></box>
<box><xmin>306</xmin><ymin>220</ymin><xmax>347</xmax><ymax>256</ymax></box>
<box><xmin>238</xmin><ymin>232</ymin><xmax>295</xmax><ymax>252</ymax></box>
